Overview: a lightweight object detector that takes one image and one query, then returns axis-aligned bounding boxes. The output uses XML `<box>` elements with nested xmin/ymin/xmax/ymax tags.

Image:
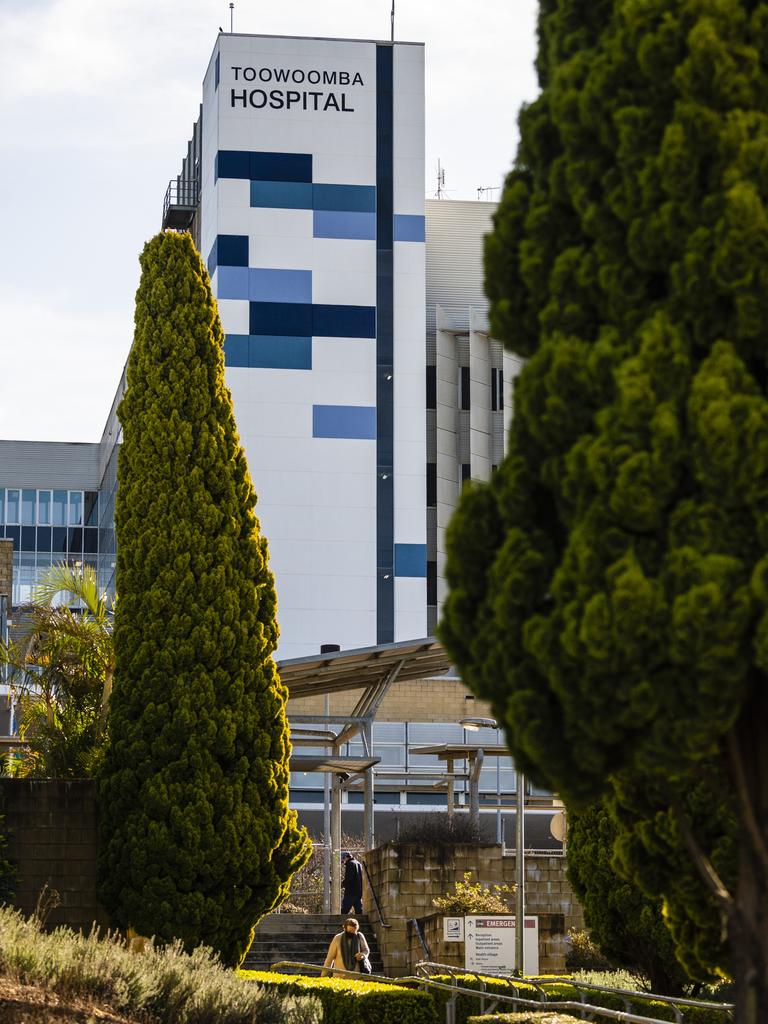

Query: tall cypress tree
<box><xmin>439</xmin><ymin>1</ymin><xmax>768</xmax><ymax>1016</ymax></box>
<box><xmin>98</xmin><ymin>231</ymin><xmax>310</xmax><ymax>967</ymax></box>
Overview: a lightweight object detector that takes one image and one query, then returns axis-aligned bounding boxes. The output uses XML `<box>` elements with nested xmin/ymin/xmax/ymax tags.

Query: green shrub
<box><xmin>0</xmin><ymin>813</ymin><xmax>15</xmax><ymax>904</ymax></box>
<box><xmin>564</xmin><ymin>929</ymin><xmax>612</xmax><ymax>972</ymax></box>
<box><xmin>0</xmin><ymin>905</ymin><xmax>318</xmax><ymax>1023</ymax></box>
<box><xmin>467</xmin><ymin>1015</ymin><xmax>580</xmax><ymax>1024</ymax></box>
<box><xmin>241</xmin><ymin>970</ymin><xmax>437</xmax><ymax>1024</ymax></box>
<box><xmin>432</xmin><ymin>872</ymin><xmax>515</xmax><ymax>915</ymax></box>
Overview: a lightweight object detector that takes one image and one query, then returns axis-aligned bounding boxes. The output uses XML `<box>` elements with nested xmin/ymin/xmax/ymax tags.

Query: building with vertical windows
<box><xmin>0</xmin><ymin>32</ymin><xmax>555</xmax><ymax>840</ymax></box>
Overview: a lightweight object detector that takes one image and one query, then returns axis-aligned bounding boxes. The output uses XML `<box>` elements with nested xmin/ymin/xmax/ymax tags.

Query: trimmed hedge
<box><xmin>241</xmin><ymin>971</ymin><xmax>437</xmax><ymax>1024</ymax></box>
<box><xmin>418</xmin><ymin>975</ymin><xmax>730</xmax><ymax>1024</ymax></box>
<box><xmin>468</xmin><ymin>1016</ymin><xmax>580</xmax><ymax>1024</ymax></box>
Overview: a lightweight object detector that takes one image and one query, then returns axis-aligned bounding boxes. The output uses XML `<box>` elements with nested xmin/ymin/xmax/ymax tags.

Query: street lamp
<box><xmin>460</xmin><ymin>717</ymin><xmax>502</xmax><ymax>844</ymax></box>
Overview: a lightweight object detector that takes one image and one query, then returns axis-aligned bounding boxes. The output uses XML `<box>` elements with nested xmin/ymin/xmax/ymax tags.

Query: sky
<box><xmin>0</xmin><ymin>0</ymin><xmax>539</xmax><ymax>443</ymax></box>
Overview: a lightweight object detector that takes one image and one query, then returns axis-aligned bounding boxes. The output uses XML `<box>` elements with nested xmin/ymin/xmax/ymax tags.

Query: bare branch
<box><xmin>671</xmin><ymin>798</ymin><xmax>733</xmax><ymax>918</ymax></box>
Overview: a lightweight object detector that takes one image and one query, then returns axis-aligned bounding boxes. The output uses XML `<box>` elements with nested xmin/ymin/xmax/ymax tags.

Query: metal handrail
<box><xmin>360</xmin><ymin>857</ymin><xmax>391</xmax><ymax>928</ymax></box>
<box><xmin>264</xmin><ymin>961</ymin><xmax>691</xmax><ymax>1024</ymax></box>
<box><xmin>409</xmin><ymin>917</ymin><xmax>432</xmax><ymax>960</ymax></box>
<box><xmin>540</xmin><ymin>975</ymin><xmax>733</xmax><ymax>1017</ymax></box>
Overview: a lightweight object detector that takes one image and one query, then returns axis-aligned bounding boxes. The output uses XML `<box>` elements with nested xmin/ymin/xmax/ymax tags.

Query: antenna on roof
<box><xmin>391</xmin><ymin>1</ymin><xmax>395</xmax><ymax>43</ymax></box>
<box><xmin>435</xmin><ymin>160</ymin><xmax>446</xmax><ymax>199</ymax></box>
<box><xmin>229</xmin><ymin>2</ymin><xmax>234</xmax><ymax>32</ymax></box>
<box><xmin>477</xmin><ymin>185</ymin><xmax>502</xmax><ymax>200</ymax></box>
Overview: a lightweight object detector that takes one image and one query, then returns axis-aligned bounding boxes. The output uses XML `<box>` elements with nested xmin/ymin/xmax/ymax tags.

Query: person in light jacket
<box><xmin>322</xmin><ymin>917</ymin><xmax>371</xmax><ymax>976</ymax></box>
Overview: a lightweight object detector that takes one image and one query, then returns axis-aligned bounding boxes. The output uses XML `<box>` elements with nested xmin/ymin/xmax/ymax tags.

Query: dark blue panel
<box><xmin>21</xmin><ymin>526</ymin><xmax>36</xmax><ymax>552</ymax></box>
<box><xmin>207</xmin><ymin>239</ymin><xmax>218</xmax><ymax>276</ymax></box>
<box><xmin>224</xmin><ymin>335</ymin><xmax>250</xmax><ymax>367</ymax></box>
<box><xmin>68</xmin><ymin>528</ymin><xmax>83</xmax><ymax>554</ymax></box>
<box><xmin>216</xmin><ymin>150</ymin><xmax>251</xmax><ymax>180</ymax></box>
<box><xmin>36</xmin><ymin>526</ymin><xmax>52</xmax><ymax>552</ymax></box>
<box><xmin>83</xmin><ymin>528</ymin><xmax>98</xmax><ymax>554</ymax></box>
<box><xmin>312</xmin><ymin>304</ymin><xmax>376</xmax><ymax>338</ymax></box>
<box><xmin>250</xmin><ymin>180</ymin><xmax>313</xmax><ymax>209</ymax></box>
<box><xmin>4</xmin><ymin>525</ymin><xmax>19</xmax><ymax>548</ymax></box>
<box><xmin>52</xmin><ymin>527</ymin><xmax>67</xmax><ymax>553</ymax></box>
<box><xmin>216</xmin><ymin>235</ymin><xmax>249</xmax><ymax>267</ymax></box>
<box><xmin>250</xmin><ymin>336</ymin><xmax>312</xmax><ymax>370</ymax></box>
<box><xmin>250</xmin><ymin>151</ymin><xmax>312</xmax><ymax>182</ymax></box>
<box><xmin>394</xmin><ymin>543</ymin><xmax>427</xmax><ymax>577</ymax></box>
<box><xmin>394</xmin><ymin>214</ymin><xmax>426</xmax><ymax>242</ymax></box>
<box><xmin>313</xmin><ymin>405</ymin><xmax>376</xmax><ymax>440</ymax></box>
<box><xmin>313</xmin><ymin>211</ymin><xmax>376</xmax><ymax>240</ymax></box>
<box><xmin>313</xmin><ymin>184</ymin><xmax>376</xmax><ymax>212</ymax></box>
<box><xmin>250</xmin><ymin>302</ymin><xmax>313</xmax><ymax>337</ymax></box>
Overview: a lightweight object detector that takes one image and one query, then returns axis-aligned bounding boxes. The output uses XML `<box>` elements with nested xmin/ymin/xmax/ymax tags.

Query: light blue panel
<box><xmin>249</xmin><ymin>336</ymin><xmax>312</xmax><ymax>370</ymax></box>
<box><xmin>313</xmin><ymin>211</ymin><xmax>376</xmax><ymax>240</ymax></box>
<box><xmin>313</xmin><ymin>405</ymin><xmax>376</xmax><ymax>440</ymax></box>
<box><xmin>394</xmin><ymin>543</ymin><xmax>427</xmax><ymax>577</ymax></box>
<box><xmin>394</xmin><ymin>215</ymin><xmax>426</xmax><ymax>242</ymax></box>
<box><xmin>250</xmin><ymin>180</ymin><xmax>313</xmax><ymax>209</ymax></box>
<box><xmin>313</xmin><ymin>184</ymin><xmax>376</xmax><ymax>212</ymax></box>
<box><xmin>224</xmin><ymin>335</ymin><xmax>250</xmax><ymax>367</ymax></box>
<box><xmin>217</xmin><ymin>266</ymin><xmax>250</xmax><ymax>300</ymax></box>
<box><xmin>249</xmin><ymin>268</ymin><xmax>312</xmax><ymax>303</ymax></box>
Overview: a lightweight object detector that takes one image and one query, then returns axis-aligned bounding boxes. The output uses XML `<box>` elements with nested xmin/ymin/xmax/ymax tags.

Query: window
<box><xmin>84</xmin><ymin>492</ymin><xmax>99</xmax><ymax>527</ymax></box>
<box><xmin>491</xmin><ymin>367</ymin><xmax>504</xmax><ymax>411</ymax></box>
<box><xmin>0</xmin><ymin>491</ymin><xmax>4</xmax><ymax>523</ymax></box>
<box><xmin>6</xmin><ymin>490</ymin><xmax>19</xmax><ymax>524</ymax></box>
<box><xmin>426</xmin><ymin>462</ymin><xmax>437</xmax><ymax>507</ymax></box>
<box><xmin>459</xmin><ymin>366</ymin><xmax>470</xmax><ymax>410</ymax></box>
<box><xmin>68</xmin><ymin>491</ymin><xmax>83</xmax><ymax>526</ymax></box>
<box><xmin>426</xmin><ymin>365</ymin><xmax>436</xmax><ymax>410</ymax></box>
<box><xmin>427</xmin><ymin>560</ymin><xmax>437</xmax><ymax>605</ymax></box>
<box><xmin>38</xmin><ymin>490</ymin><xmax>51</xmax><ymax>525</ymax></box>
<box><xmin>21</xmin><ymin>490</ymin><xmax>36</xmax><ymax>526</ymax></box>
<box><xmin>461</xmin><ymin>463</ymin><xmax>471</xmax><ymax>485</ymax></box>
<box><xmin>52</xmin><ymin>491</ymin><xmax>67</xmax><ymax>527</ymax></box>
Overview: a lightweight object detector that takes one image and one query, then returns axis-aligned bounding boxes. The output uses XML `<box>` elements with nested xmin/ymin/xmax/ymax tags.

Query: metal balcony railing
<box><xmin>161</xmin><ymin>178</ymin><xmax>199</xmax><ymax>231</ymax></box>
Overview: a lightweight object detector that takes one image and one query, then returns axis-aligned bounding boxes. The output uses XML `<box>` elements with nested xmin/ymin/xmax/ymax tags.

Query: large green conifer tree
<box><xmin>98</xmin><ymin>231</ymin><xmax>310</xmax><ymax>967</ymax></box>
<box><xmin>440</xmin><ymin>1</ymin><xmax>768</xmax><ymax>1016</ymax></box>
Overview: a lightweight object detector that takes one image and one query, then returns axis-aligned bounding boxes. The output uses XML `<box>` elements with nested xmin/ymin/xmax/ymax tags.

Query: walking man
<box><xmin>341</xmin><ymin>850</ymin><xmax>363</xmax><ymax>915</ymax></box>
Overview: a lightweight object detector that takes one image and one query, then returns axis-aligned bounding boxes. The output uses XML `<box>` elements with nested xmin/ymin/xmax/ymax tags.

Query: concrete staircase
<box><xmin>243</xmin><ymin>913</ymin><xmax>385</xmax><ymax>975</ymax></box>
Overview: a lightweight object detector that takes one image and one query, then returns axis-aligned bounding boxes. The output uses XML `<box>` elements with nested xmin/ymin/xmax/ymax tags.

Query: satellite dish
<box><xmin>550</xmin><ymin>810</ymin><xmax>566</xmax><ymax>842</ymax></box>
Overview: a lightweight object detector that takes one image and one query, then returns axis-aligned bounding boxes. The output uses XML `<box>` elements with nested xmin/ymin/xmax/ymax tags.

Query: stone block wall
<box><xmin>0</xmin><ymin>779</ymin><xmax>109</xmax><ymax>931</ymax></box>
<box><xmin>364</xmin><ymin>842</ymin><xmax>584</xmax><ymax>977</ymax></box>
<box><xmin>0</xmin><ymin>539</ymin><xmax>12</xmax><ymax>608</ymax></box>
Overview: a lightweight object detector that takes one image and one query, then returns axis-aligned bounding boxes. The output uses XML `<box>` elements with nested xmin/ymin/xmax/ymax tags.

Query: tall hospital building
<box><xmin>0</xmin><ymin>33</ymin><xmax>539</xmax><ymax>840</ymax></box>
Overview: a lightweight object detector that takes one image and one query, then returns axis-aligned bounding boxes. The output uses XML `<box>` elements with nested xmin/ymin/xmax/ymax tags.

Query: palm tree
<box><xmin>0</xmin><ymin>563</ymin><xmax>114</xmax><ymax>778</ymax></box>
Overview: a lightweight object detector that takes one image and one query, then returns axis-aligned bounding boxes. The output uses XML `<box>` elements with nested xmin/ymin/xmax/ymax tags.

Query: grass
<box><xmin>0</xmin><ymin>905</ymin><xmax>320</xmax><ymax>1024</ymax></box>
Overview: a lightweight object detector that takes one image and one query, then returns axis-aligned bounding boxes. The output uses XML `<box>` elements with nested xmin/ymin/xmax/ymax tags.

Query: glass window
<box><xmin>38</xmin><ymin>490</ymin><xmax>51</xmax><ymax>525</ymax></box>
<box><xmin>84</xmin><ymin>491</ymin><xmax>99</xmax><ymax>527</ymax></box>
<box><xmin>289</xmin><ymin>790</ymin><xmax>325</xmax><ymax>804</ymax></box>
<box><xmin>36</xmin><ymin>526</ymin><xmax>52</xmax><ymax>552</ymax></box>
<box><xmin>83</xmin><ymin>528</ymin><xmax>98</xmax><ymax>554</ymax></box>
<box><xmin>52</xmin><ymin>527</ymin><xmax>67</xmax><ymax>553</ymax></box>
<box><xmin>0</xmin><ymin>490</ymin><xmax>4</xmax><ymax>523</ymax></box>
<box><xmin>290</xmin><ymin>772</ymin><xmax>324</xmax><ymax>789</ymax></box>
<box><xmin>374</xmin><ymin>746</ymin><xmax>405</xmax><ymax>766</ymax></box>
<box><xmin>4</xmin><ymin>525</ymin><xmax>19</xmax><ymax>549</ymax></box>
<box><xmin>406</xmin><ymin>792</ymin><xmax>447</xmax><ymax>805</ymax></box>
<box><xmin>408</xmin><ymin>722</ymin><xmax>464</xmax><ymax>743</ymax></box>
<box><xmin>20</xmin><ymin>527</ymin><xmax>36</xmax><ymax>552</ymax></box>
<box><xmin>52</xmin><ymin>491</ymin><xmax>67</xmax><ymax>526</ymax></box>
<box><xmin>68</xmin><ymin>528</ymin><xmax>83</xmax><ymax>554</ymax></box>
<box><xmin>373</xmin><ymin>722</ymin><xmax>405</xmax><ymax>742</ymax></box>
<box><xmin>68</xmin><ymin>491</ymin><xmax>83</xmax><ymax>526</ymax></box>
<box><xmin>21</xmin><ymin>490</ymin><xmax>36</xmax><ymax>526</ymax></box>
<box><xmin>6</xmin><ymin>490</ymin><xmax>20</xmax><ymax>524</ymax></box>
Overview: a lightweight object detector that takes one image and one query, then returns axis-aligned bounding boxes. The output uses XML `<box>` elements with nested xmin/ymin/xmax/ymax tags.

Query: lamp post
<box><xmin>460</xmin><ymin>717</ymin><xmax>501</xmax><ymax>843</ymax></box>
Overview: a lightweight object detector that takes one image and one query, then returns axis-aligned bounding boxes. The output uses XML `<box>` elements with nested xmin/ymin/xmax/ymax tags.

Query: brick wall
<box><xmin>288</xmin><ymin>676</ymin><xmax>493</xmax><ymax>723</ymax></box>
<box><xmin>0</xmin><ymin>540</ymin><xmax>12</xmax><ymax>608</ymax></box>
<box><xmin>364</xmin><ymin>842</ymin><xmax>584</xmax><ymax>976</ymax></box>
<box><xmin>0</xmin><ymin>779</ymin><xmax>109</xmax><ymax>931</ymax></box>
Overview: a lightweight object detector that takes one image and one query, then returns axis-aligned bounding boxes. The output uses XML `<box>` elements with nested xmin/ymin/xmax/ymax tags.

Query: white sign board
<box><xmin>443</xmin><ymin>916</ymin><xmax>464</xmax><ymax>942</ymax></box>
<box><xmin>464</xmin><ymin>916</ymin><xmax>539</xmax><ymax>975</ymax></box>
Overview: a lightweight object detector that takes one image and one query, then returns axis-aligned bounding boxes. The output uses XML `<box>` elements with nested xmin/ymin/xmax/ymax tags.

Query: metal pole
<box><xmin>391</xmin><ymin>0</ymin><xmax>395</xmax><ymax>42</ymax></box>
<box><xmin>469</xmin><ymin>749</ymin><xmax>484</xmax><ymax>836</ymax></box>
<box><xmin>446</xmin><ymin>756</ymin><xmax>454</xmax><ymax>818</ymax></box>
<box><xmin>322</xmin><ymin>695</ymin><xmax>331</xmax><ymax>913</ymax></box>
<box><xmin>331</xmin><ymin>762</ymin><xmax>342</xmax><ymax>914</ymax></box>
<box><xmin>496</xmin><ymin>752</ymin><xmax>502</xmax><ymax>844</ymax></box>
<box><xmin>362</xmin><ymin>718</ymin><xmax>374</xmax><ymax>852</ymax></box>
<box><xmin>515</xmin><ymin>769</ymin><xmax>525</xmax><ymax>974</ymax></box>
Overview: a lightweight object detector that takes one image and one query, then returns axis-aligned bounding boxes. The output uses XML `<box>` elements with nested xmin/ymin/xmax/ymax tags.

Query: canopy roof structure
<box><xmin>289</xmin><ymin>754</ymin><xmax>379</xmax><ymax>775</ymax></box>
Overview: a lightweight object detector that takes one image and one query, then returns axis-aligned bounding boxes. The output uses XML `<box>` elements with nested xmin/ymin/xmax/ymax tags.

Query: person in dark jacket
<box><xmin>341</xmin><ymin>851</ymin><xmax>363</xmax><ymax>914</ymax></box>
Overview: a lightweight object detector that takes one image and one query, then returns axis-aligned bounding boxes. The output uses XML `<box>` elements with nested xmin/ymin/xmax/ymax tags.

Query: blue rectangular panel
<box><xmin>313</xmin><ymin>405</ymin><xmax>376</xmax><ymax>440</ymax></box>
<box><xmin>250</xmin><ymin>180</ymin><xmax>313</xmax><ymax>209</ymax></box>
<box><xmin>224</xmin><ymin>335</ymin><xmax>250</xmax><ymax>367</ymax></box>
<box><xmin>250</xmin><ymin>335</ymin><xmax>312</xmax><ymax>370</ymax></box>
<box><xmin>394</xmin><ymin>543</ymin><xmax>427</xmax><ymax>577</ymax></box>
<box><xmin>251</xmin><ymin>151</ymin><xmax>312</xmax><ymax>183</ymax></box>
<box><xmin>217</xmin><ymin>235</ymin><xmax>249</xmax><ymax>267</ymax></box>
<box><xmin>217</xmin><ymin>266</ymin><xmax>250</xmax><ymax>300</ymax></box>
<box><xmin>216</xmin><ymin>150</ymin><xmax>251</xmax><ymax>180</ymax></box>
<box><xmin>250</xmin><ymin>301</ymin><xmax>313</xmax><ymax>337</ymax></box>
<box><xmin>312</xmin><ymin>303</ymin><xmax>376</xmax><ymax>339</ymax></box>
<box><xmin>207</xmin><ymin>239</ymin><xmax>218</xmax><ymax>276</ymax></box>
<box><xmin>394</xmin><ymin>215</ymin><xmax>426</xmax><ymax>242</ymax></box>
<box><xmin>313</xmin><ymin>184</ymin><xmax>376</xmax><ymax>212</ymax></box>
<box><xmin>313</xmin><ymin>211</ymin><xmax>376</xmax><ymax>240</ymax></box>
<box><xmin>249</xmin><ymin>269</ymin><xmax>312</xmax><ymax>304</ymax></box>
